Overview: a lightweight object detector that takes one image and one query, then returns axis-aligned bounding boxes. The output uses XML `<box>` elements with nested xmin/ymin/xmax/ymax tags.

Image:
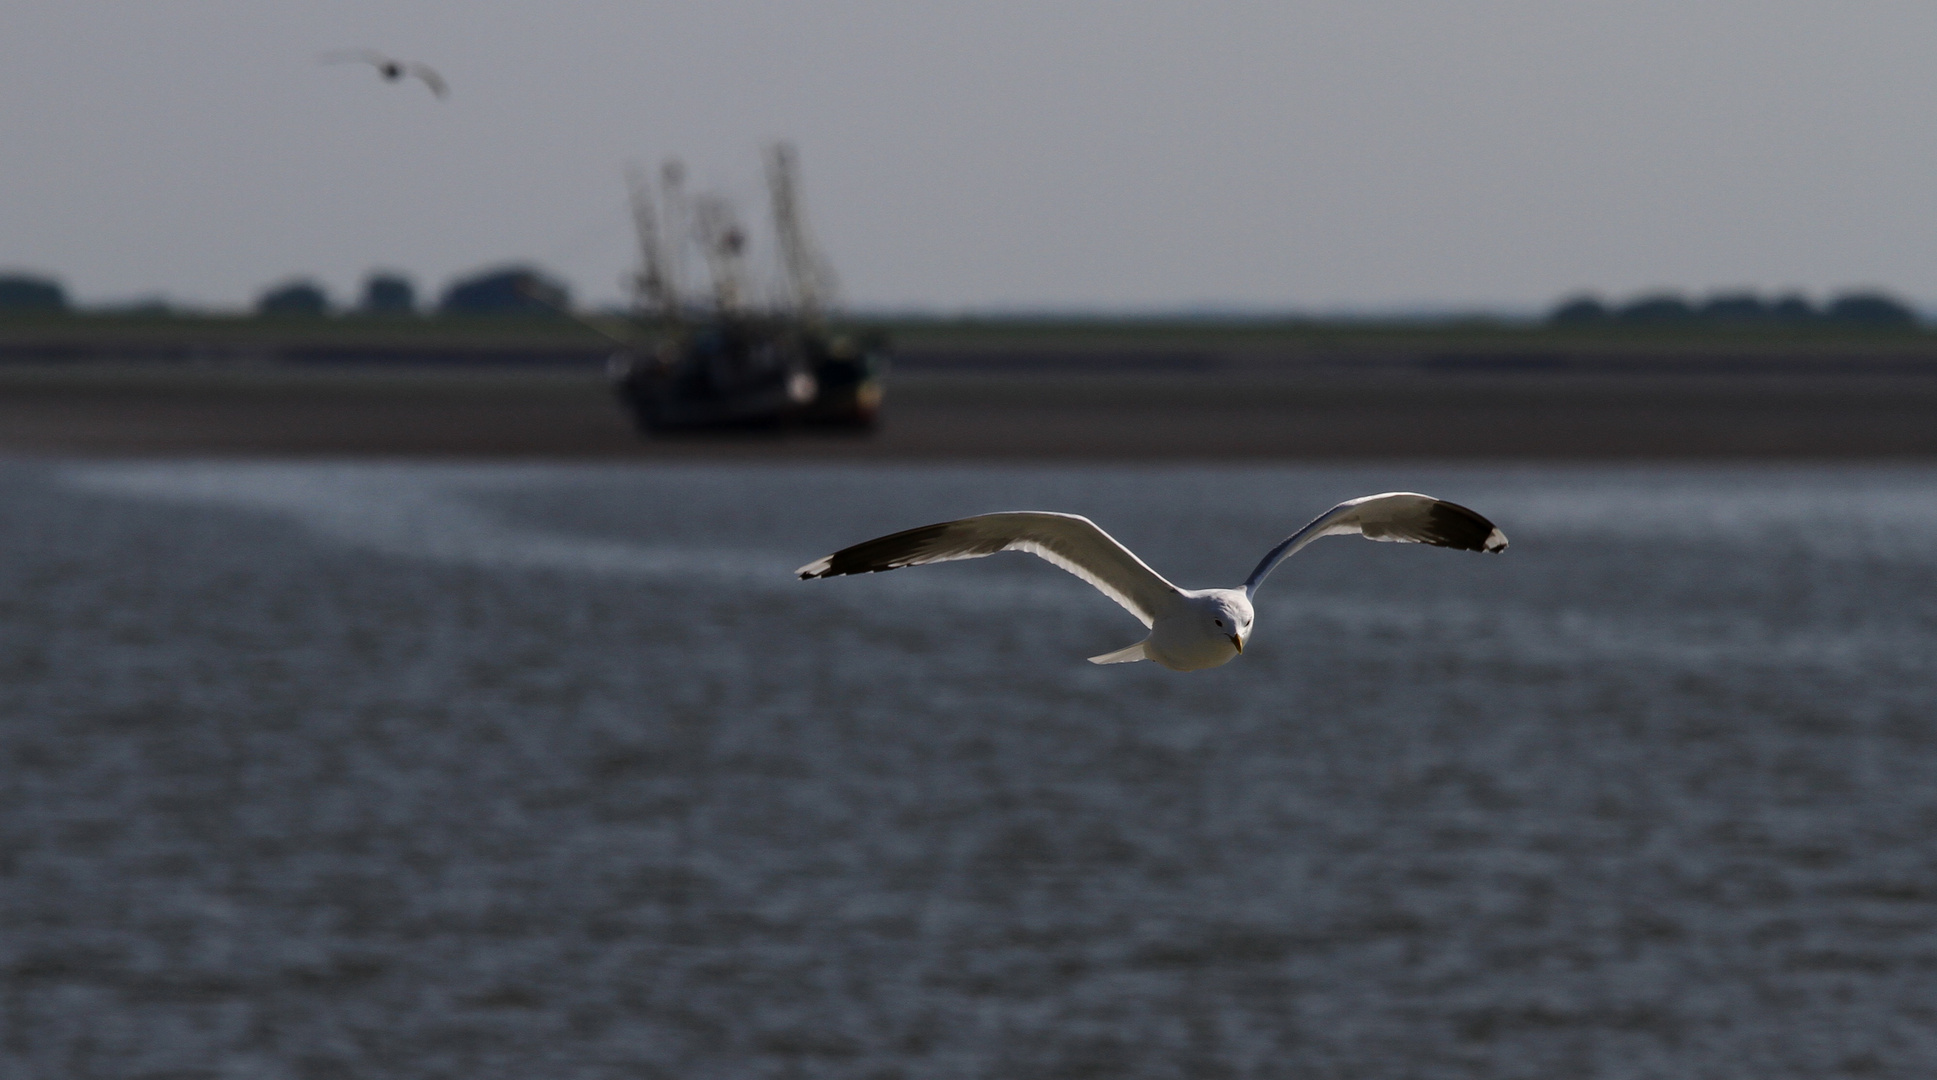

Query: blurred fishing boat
<box><xmin>608</xmin><ymin>144</ymin><xmax>887</xmax><ymax>432</ymax></box>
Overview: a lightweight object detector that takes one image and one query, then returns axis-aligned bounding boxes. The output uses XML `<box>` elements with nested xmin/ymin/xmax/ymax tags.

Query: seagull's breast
<box><xmin>1144</xmin><ymin>593</ymin><xmax>1246</xmax><ymax>672</ymax></box>
<box><xmin>1144</xmin><ymin>624</ymin><xmax>1241</xmax><ymax>672</ymax></box>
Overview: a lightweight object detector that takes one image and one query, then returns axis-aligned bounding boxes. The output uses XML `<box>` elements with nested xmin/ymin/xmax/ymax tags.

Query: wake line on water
<box><xmin>61</xmin><ymin>463</ymin><xmax>784</xmax><ymax>583</ymax></box>
<box><xmin>1470</xmin><ymin>484</ymin><xmax>1937</xmax><ymax>557</ymax></box>
<box><xmin>57</xmin><ymin>463</ymin><xmax>1935</xmax><ymax>674</ymax></box>
<box><xmin>52</xmin><ymin>463</ymin><xmax>1136</xmax><ymax>618</ymax></box>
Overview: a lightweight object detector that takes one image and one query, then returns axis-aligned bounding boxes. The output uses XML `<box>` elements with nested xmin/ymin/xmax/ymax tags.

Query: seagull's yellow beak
<box><xmin>1229</xmin><ymin>633</ymin><xmax>1244</xmax><ymax>654</ymax></box>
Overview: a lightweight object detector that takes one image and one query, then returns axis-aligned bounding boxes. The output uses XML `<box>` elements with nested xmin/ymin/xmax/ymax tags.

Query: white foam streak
<box><xmin>62</xmin><ymin>462</ymin><xmax>782</xmax><ymax>582</ymax></box>
<box><xmin>1477</xmin><ymin>482</ymin><xmax>1937</xmax><ymax>556</ymax></box>
<box><xmin>57</xmin><ymin>463</ymin><xmax>1137</xmax><ymax>623</ymax></box>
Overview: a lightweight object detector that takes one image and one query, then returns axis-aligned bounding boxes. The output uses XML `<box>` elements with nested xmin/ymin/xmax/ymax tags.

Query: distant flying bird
<box><xmin>798</xmin><ymin>492</ymin><xmax>1507</xmax><ymax>671</ymax></box>
<box><xmin>320</xmin><ymin>49</ymin><xmax>448</xmax><ymax>98</ymax></box>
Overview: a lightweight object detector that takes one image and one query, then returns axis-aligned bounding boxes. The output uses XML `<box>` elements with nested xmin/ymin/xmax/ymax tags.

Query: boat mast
<box><xmin>625</xmin><ymin>163</ymin><xmax>680</xmax><ymax>320</ymax></box>
<box><xmin>692</xmin><ymin>192</ymin><xmax>751</xmax><ymax>315</ymax></box>
<box><xmin>656</xmin><ymin>161</ymin><xmax>692</xmax><ymax>317</ymax></box>
<box><xmin>765</xmin><ymin>142</ymin><xmax>836</xmax><ymax>323</ymax></box>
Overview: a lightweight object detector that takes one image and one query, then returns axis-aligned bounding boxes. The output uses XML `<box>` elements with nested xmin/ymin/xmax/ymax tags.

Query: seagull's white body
<box><xmin>1097</xmin><ymin>587</ymin><xmax>1255</xmax><ymax>671</ymax></box>
<box><xmin>797</xmin><ymin>492</ymin><xmax>1507</xmax><ymax>672</ymax></box>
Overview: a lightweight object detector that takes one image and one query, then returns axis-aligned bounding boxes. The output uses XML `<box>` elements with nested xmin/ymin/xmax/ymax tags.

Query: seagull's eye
<box><xmin>1214</xmin><ymin>619</ymin><xmax>1224</xmax><ymax>627</ymax></box>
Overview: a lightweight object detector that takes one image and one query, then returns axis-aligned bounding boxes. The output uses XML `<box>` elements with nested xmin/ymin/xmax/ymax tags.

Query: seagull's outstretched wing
<box><xmin>797</xmin><ymin>512</ymin><xmax>1180</xmax><ymax>627</ymax></box>
<box><xmin>1243</xmin><ymin>492</ymin><xmax>1506</xmax><ymax>596</ymax></box>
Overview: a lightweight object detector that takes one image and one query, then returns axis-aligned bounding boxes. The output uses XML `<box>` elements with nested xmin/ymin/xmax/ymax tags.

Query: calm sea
<box><xmin>4</xmin><ymin>459</ymin><xmax>1937</xmax><ymax>1079</ymax></box>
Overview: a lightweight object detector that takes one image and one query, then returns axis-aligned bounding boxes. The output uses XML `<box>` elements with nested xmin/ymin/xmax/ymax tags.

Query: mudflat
<box><xmin>3</xmin><ymin>363</ymin><xmax>1937</xmax><ymax>459</ymax></box>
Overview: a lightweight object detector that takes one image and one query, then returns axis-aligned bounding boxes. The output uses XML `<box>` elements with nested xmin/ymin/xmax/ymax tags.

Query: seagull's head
<box><xmin>1204</xmin><ymin>592</ymin><xmax>1255</xmax><ymax>656</ymax></box>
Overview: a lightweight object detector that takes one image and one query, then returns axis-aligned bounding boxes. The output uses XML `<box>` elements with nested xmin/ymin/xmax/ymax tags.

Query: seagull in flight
<box><xmin>798</xmin><ymin>492</ymin><xmax>1507</xmax><ymax>671</ymax></box>
<box><xmin>320</xmin><ymin>50</ymin><xmax>449</xmax><ymax>98</ymax></box>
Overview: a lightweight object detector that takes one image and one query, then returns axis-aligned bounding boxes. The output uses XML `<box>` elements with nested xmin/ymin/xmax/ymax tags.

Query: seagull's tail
<box><xmin>1088</xmin><ymin>639</ymin><xmax>1150</xmax><ymax>665</ymax></box>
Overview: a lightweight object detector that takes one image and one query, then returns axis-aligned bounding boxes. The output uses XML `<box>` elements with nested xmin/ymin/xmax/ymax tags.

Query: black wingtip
<box><xmin>799</xmin><ymin>522</ymin><xmax>958</xmax><ymax>580</ymax></box>
<box><xmin>1428</xmin><ymin>500</ymin><xmax>1509</xmax><ymax>553</ymax></box>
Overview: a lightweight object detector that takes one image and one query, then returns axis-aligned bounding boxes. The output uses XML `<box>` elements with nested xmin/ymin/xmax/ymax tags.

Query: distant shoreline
<box><xmin>5</xmin><ymin>362</ymin><xmax>1937</xmax><ymax>460</ymax></box>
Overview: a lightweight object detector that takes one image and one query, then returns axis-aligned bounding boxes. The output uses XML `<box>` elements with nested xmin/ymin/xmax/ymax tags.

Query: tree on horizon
<box><xmin>0</xmin><ymin>273</ymin><xmax>68</xmax><ymax>312</ymax></box>
<box><xmin>257</xmin><ymin>279</ymin><xmax>330</xmax><ymax>317</ymax></box>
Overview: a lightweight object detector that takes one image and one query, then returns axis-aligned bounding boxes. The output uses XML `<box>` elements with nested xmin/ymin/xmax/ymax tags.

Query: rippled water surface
<box><xmin>6</xmin><ymin>460</ymin><xmax>1937</xmax><ymax>1079</ymax></box>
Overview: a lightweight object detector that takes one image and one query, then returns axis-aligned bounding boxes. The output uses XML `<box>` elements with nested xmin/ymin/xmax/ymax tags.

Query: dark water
<box><xmin>4</xmin><ymin>460</ymin><xmax>1937</xmax><ymax>1079</ymax></box>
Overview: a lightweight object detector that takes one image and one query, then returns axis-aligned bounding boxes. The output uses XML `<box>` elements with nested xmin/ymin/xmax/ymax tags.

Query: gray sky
<box><xmin>6</xmin><ymin>2</ymin><xmax>1937</xmax><ymax>312</ymax></box>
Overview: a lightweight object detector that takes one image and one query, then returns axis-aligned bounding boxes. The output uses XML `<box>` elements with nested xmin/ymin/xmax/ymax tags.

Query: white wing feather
<box><xmin>797</xmin><ymin>512</ymin><xmax>1179</xmax><ymax>627</ymax></box>
<box><xmin>1243</xmin><ymin>492</ymin><xmax>1507</xmax><ymax>596</ymax></box>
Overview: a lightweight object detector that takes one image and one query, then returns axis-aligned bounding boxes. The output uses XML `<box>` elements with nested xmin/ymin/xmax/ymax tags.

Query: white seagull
<box><xmin>797</xmin><ymin>492</ymin><xmax>1507</xmax><ymax>671</ymax></box>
